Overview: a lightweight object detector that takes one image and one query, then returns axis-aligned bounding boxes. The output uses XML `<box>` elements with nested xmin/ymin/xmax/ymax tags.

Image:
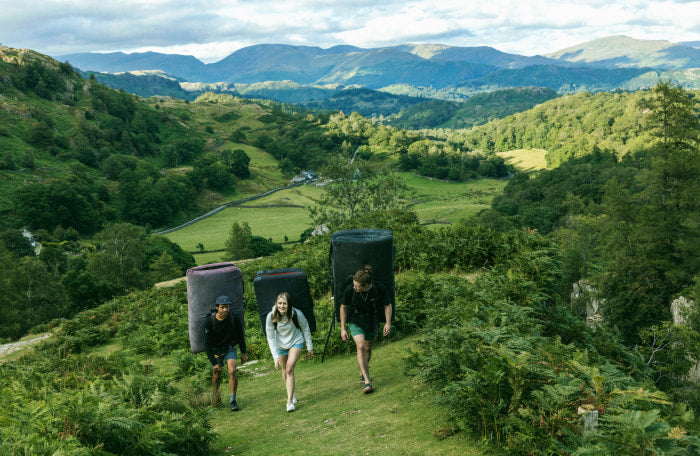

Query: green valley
<box><xmin>0</xmin><ymin>45</ymin><xmax>698</xmax><ymax>456</ymax></box>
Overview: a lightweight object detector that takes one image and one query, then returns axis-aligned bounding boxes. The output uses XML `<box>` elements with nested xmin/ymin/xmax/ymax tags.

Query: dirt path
<box><xmin>0</xmin><ymin>333</ymin><xmax>51</xmax><ymax>359</ymax></box>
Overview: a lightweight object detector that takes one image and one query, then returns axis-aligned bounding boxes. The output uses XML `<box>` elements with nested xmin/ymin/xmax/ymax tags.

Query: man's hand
<box><xmin>383</xmin><ymin>322</ymin><xmax>391</xmax><ymax>337</ymax></box>
<box><xmin>274</xmin><ymin>358</ymin><xmax>280</xmax><ymax>371</ymax></box>
<box><xmin>240</xmin><ymin>353</ymin><xmax>248</xmax><ymax>364</ymax></box>
<box><xmin>340</xmin><ymin>328</ymin><xmax>349</xmax><ymax>342</ymax></box>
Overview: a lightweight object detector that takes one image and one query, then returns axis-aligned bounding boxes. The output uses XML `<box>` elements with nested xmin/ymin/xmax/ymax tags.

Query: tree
<box><xmin>149</xmin><ymin>251</ymin><xmax>182</xmax><ymax>283</ymax></box>
<box><xmin>144</xmin><ymin>235</ymin><xmax>196</xmax><ymax>274</ymax></box>
<box><xmin>0</xmin><ymin>229</ymin><xmax>34</xmax><ymax>258</ymax></box>
<box><xmin>248</xmin><ymin>235</ymin><xmax>283</xmax><ymax>257</ymax></box>
<box><xmin>223</xmin><ymin>149</ymin><xmax>251</xmax><ymax>178</ymax></box>
<box><xmin>205</xmin><ymin>163</ymin><xmax>234</xmax><ymax>191</ymax></box>
<box><xmin>223</xmin><ymin>221</ymin><xmax>252</xmax><ymax>261</ymax></box>
<box><xmin>88</xmin><ymin>223</ymin><xmax>148</xmax><ymax>289</ymax></box>
<box><xmin>310</xmin><ymin>156</ymin><xmax>411</xmax><ymax>229</ymax></box>
<box><xmin>599</xmin><ymin>82</ymin><xmax>699</xmax><ymax>345</ymax></box>
<box><xmin>637</xmin><ymin>81</ymin><xmax>699</xmax><ymax>289</ymax></box>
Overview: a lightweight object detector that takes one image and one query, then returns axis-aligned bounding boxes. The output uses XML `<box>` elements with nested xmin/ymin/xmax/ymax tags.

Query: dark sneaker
<box><xmin>363</xmin><ymin>383</ymin><xmax>373</xmax><ymax>394</ymax></box>
<box><xmin>230</xmin><ymin>399</ymin><xmax>240</xmax><ymax>411</ymax></box>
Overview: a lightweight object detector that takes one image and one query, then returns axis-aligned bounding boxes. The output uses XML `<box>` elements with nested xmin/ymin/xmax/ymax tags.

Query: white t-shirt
<box><xmin>265</xmin><ymin>308</ymin><xmax>313</xmax><ymax>360</ymax></box>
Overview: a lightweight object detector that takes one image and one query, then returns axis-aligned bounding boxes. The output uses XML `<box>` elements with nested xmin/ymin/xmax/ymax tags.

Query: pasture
<box><xmin>496</xmin><ymin>148</ymin><xmax>549</xmax><ymax>172</ymax></box>
<box><xmin>164</xmin><ymin>174</ymin><xmax>507</xmax><ymax>264</ymax></box>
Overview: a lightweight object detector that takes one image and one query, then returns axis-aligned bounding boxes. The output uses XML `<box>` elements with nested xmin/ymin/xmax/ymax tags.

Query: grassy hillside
<box><xmin>3</xmin><ymin>211</ymin><xmax>697</xmax><ymax>455</ymax></box>
<box><xmin>210</xmin><ymin>335</ymin><xmax>483</xmax><ymax>456</ymax></box>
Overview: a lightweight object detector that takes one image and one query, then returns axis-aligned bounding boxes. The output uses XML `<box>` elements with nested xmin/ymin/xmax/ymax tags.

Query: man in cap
<box><xmin>204</xmin><ymin>295</ymin><xmax>247</xmax><ymax>411</ymax></box>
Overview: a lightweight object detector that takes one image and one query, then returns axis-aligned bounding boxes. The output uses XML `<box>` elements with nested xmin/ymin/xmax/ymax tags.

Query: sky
<box><xmin>2</xmin><ymin>0</ymin><xmax>699</xmax><ymax>63</ymax></box>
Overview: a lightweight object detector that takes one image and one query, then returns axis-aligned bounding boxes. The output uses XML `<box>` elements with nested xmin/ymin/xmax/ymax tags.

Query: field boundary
<box><xmin>152</xmin><ymin>182</ymin><xmax>303</xmax><ymax>235</ymax></box>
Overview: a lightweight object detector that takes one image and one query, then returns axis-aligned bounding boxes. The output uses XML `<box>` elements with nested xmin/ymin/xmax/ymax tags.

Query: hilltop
<box><xmin>54</xmin><ymin>35</ymin><xmax>700</xmax><ymax>109</ymax></box>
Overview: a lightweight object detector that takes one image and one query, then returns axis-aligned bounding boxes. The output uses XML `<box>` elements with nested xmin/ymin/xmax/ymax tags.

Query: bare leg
<box><xmin>212</xmin><ymin>365</ymin><xmax>222</xmax><ymax>405</ymax></box>
<box><xmin>353</xmin><ymin>334</ymin><xmax>371</xmax><ymax>384</ymax></box>
<box><xmin>284</xmin><ymin>347</ymin><xmax>302</xmax><ymax>404</ymax></box>
<box><xmin>279</xmin><ymin>354</ymin><xmax>289</xmax><ymax>398</ymax></box>
<box><xmin>226</xmin><ymin>358</ymin><xmax>238</xmax><ymax>396</ymax></box>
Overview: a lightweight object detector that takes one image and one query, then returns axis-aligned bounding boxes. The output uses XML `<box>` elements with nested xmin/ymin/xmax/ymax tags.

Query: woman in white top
<box><xmin>265</xmin><ymin>292</ymin><xmax>314</xmax><ymax>412</ymax></box>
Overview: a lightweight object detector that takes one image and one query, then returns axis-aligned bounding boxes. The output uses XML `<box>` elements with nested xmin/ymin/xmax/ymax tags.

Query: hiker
<box><xmin>204</xmin><ymin>295</ymin><xmax>248</xmax><ymax>411</ymax></box>
<box><xmin>265</xmin><ymin>292</ymin><xmax>314</xmax><ymax>412</ymax></box>
<box><xmin>340</xmin><ymin>265</ymin><xmax>391</xmax><ymax>394</ymax></box>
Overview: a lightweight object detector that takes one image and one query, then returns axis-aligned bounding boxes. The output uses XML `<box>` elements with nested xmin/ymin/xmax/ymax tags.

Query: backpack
<box><xmin>253</xmin><ymin>268</ymin><xmax>315</xmax><ymax>337</ymax></box>
<box><xmin>329</xmin><ymin>229</ymin><xmax>395</xmax><ymax>323</ymax></box>
<box><xmin>187</xmin><ymin>262</ymin><xmax>245</xmax><ymax>354</ymax></box>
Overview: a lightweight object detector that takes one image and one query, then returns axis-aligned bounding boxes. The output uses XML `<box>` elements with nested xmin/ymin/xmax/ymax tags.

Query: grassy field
<box><xmin>496</xmin><ymin>148</ymin><xmax>549</xmax><ymax>172</ymax></box>
<box><xmin>400</xmin><ymin>172</ymin><xmax>507</xmax><ymax>224</ymax></box>
<box><xmin>209</xmin><ymin>335</ymin><xmax>486</xmax><ymax>456</ymax></box>
<box><xmin>164</xmin><ymin>175</ymin><xmax>507</xmax><ymax>264</ymax></box>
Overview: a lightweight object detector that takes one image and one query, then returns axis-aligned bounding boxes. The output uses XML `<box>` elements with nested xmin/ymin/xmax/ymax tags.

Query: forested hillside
<box><xmin>425</xmin><ymin>88</ymin><xmax>698</xmax><ymax>167</ymax></box>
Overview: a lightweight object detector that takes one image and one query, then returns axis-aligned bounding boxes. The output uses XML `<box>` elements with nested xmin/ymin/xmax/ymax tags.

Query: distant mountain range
<box><xmin>52</xmin><ymin>35</ymin><xmax>700</xmax><ymax>109</ymax></box>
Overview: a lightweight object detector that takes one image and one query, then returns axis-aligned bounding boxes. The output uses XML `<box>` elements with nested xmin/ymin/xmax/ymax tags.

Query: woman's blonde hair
<box><xmin>271</xmin><ymin>292</ymin><xmax>294</xmax><ymax>325</ymax></box>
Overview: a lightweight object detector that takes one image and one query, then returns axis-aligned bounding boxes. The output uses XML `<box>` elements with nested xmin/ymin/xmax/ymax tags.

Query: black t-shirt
<box><xmin>209</xmin><ymin>314</ymin><xmax>236</xmax><ymax>346</ymax></box>
<box><xmin>342</xmin><ymin>280</ymin><xmax>389</xmax><ymax>325</ymax></box>
<box><xmin>204</xmin><ymin>312</ymin><xmax>246</xmax><ymax>365</ymax></box>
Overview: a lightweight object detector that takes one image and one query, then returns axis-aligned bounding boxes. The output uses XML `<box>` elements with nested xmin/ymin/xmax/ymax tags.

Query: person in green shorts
<box><xmin>339</xmin><ymin>265</ymin><xmax>391</xmax><ymax>394</ymax></box>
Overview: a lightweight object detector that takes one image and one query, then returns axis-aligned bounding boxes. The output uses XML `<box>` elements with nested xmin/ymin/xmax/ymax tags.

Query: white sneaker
<box><xmin>286</xmin><ymin>402</ymin><xmax>295</xmax><ymax>412</ymax></box>
<box><xmin>292</xmin><ymin>393</ymin><xmax>298</xmax><ymax>404</ymax></box>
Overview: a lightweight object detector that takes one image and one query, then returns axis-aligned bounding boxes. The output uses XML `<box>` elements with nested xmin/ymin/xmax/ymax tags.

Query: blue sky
<box><xmin>2</xmin><ymin>0</ymin><xmax>699</xmax><ymax>62</ymax></box>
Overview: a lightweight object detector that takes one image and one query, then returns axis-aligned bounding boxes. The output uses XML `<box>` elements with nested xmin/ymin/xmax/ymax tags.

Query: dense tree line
<box><xmin>0</xmin><ymin>223</ymin><xmax>195</xmax><ymax>341</ymax></box>
<box><xmin>387</xmin><ymin>87</ymin><xmax>559</xmax><ymax>130</ymax></box>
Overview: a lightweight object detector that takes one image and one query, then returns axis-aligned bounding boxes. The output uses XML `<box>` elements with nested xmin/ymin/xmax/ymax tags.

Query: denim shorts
<box><xmin>276</xmin><ymin>343</ymin><xmax>303</xmax><ymax>357</ymax></box>
<box><xmin>212</xmin><ymin>344</ymin><xmax>237</xmax><ymax>367</ymax></box>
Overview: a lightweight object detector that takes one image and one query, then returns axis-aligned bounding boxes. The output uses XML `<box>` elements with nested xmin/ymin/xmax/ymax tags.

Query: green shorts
<box><xmin>349</xmin><ymin>322</ymin><xmax>377</xmax><ymax>342</ymax></box>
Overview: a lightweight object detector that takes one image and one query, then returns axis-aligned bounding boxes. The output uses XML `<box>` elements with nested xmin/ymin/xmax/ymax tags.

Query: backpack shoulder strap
<box><xmin>292</xmin><ymin>310</ymin><xmax>300</xmax><ymax>330</ymax></box>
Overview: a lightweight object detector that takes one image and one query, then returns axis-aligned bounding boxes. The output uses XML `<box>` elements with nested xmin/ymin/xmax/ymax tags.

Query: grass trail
<box><xmin>209</xmin><ymin>335</ymin><xmax>486</xmax><ymax>456</ymax></box>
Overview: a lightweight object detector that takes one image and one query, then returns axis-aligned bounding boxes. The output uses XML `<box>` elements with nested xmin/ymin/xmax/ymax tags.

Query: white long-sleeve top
<box><xmin>265</xmin><ymin>308</ymin><xmax>313</xmax><ymax>361</ymax></box>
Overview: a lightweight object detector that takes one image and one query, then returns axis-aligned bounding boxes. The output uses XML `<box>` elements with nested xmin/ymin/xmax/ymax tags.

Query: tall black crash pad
<box><xmin>330</xmin><ymin>229</ymin><xmax>395</xmax><ymax>322</ymax></box>
<box><xmin>254</xmin><ymin>268</ymin><xmax>316</xmax><ymax>337</ymax></box>
<box><xmin>186</xmin><ymin>262</ymin><xmax>245</xmax><ymax>353</ymax></box>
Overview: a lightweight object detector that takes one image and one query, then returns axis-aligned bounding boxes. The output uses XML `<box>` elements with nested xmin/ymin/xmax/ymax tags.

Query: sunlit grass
<box><xmin>496</xmin><ymin>148</ymin><xmax>549</xmax><ymax>172</ymax></box>
<box><xmin>400</xmin><ymin>172</ymin><xmax>507</xmax><ymax>223</ymax></box>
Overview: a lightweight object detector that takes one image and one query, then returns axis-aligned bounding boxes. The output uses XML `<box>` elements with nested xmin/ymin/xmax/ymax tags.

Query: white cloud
<box><xmin>1</xmin><ymin>0</ymin><xmax>698</xmax><ymax>61</ymax></box>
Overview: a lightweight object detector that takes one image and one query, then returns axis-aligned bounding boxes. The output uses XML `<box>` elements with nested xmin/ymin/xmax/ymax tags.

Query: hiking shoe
<box><xmin>363</xmin><ymin>383</ymin><xmax>373</xmax><ymax>394</ymax></box>
<box><xmin>292</xmin><ymin>393</ymin><xmax>298</xmax><ymax>404</ymax></box>
<box><xmin>287</xmin><ymin>402</ymin><xmax>296</xmax><ymax>412</ymax></box>
<box><xmin>230</xmin><ymin>399</ymin><xmax>240</xmax><ymax>411</ymax></box>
